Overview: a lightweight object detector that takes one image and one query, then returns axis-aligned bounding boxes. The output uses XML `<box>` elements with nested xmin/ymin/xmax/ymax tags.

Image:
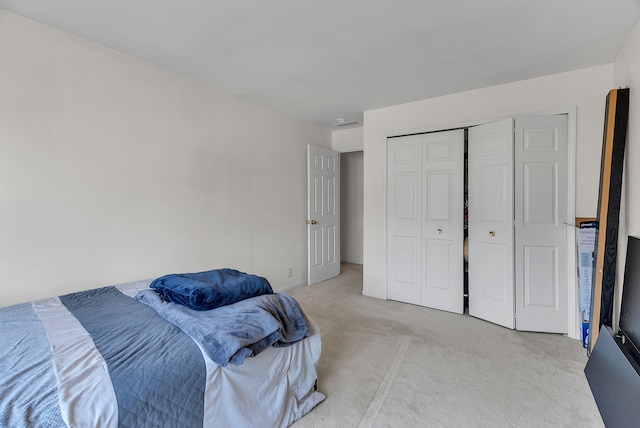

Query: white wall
<box><xmin>612</xmin><ymin>18</ymin><xmax>640</xmax><ymax>326</ymax></box>
<box><xmin>332</xmin><ymin>127</ymin><xmax>364</xmax><ymax>152</ymax></box>
<box><xmin>362</xmin><ymin>64</ymin><xmax>614</xmax><ymax>339</ymax></box>
<box><xmin>0</xmin><ymin>10</ymin><xmax>331</xmax><ymax>307</ymax></box>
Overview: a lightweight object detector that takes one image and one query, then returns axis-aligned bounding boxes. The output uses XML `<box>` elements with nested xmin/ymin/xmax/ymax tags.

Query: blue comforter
<box><xmin>136</xmin><ymin>290</ymin><xmax>309</xmax><ymax>366</ymax></box>
<box><xmin>1</xmin><ymin>286</ymin><xmax>206</xmax><ymax>428</ymax></box>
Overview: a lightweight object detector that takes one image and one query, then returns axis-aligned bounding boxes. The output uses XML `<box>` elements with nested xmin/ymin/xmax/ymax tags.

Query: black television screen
<box><xmin>619</xmin><ymin>235</ymin><xmax>640</xmax><ymax>367</ymax></box>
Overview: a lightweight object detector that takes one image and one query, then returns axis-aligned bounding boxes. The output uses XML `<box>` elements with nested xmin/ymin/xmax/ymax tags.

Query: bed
<box><xmin>0</xmin><ymin>269</ymin><xmax>325</xmax><ymax>427</ymax></box>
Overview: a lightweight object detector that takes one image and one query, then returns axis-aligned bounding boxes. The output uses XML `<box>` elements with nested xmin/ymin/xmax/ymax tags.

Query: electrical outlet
<box><xmin>288</xmin><ymin>268</ymin><xmax>292</xmax><ymax>278</ymax></box>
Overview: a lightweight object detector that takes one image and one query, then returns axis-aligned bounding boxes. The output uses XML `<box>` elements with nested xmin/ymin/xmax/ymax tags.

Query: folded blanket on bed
<box><xmin>135</xmin><ymin>289</ymin><xmax>309</xmax><ymax>366</ymax></box>
<box><xmin>149</xmin><ymin>268</ymin><xmax>273</xmax><ymax>311</ymax></box>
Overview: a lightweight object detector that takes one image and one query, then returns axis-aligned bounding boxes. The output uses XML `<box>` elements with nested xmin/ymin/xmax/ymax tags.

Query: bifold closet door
<box><xmin>513</xmin><ymin>115</ymin><xmax>568</xmax><ymax>333</ymax></box>
<box><xmin>387</xmin><ymin>135</ymin><xmax>422</xmax><ymax>305</ymax></box>
<box><xmin>468</xmin><ymin>115</ymin><xmax>568</xmax><ymax>332</ymax></box>
<box><xmin>387</xmin><ymin>130</ymin><xmax>464</xmax><ymax>314</ymax></box>
<box><xmin>468</xmin><ymin>118</ymin><xmax>515</xmax><ymax>329</ymax></box>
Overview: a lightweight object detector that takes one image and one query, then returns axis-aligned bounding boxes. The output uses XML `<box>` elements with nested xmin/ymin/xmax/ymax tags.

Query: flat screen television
<box><xmin>618</xmin><ymin>235</ymin><xmax>640</xmax><ymax>371</ymax></box>
<box><xmin>584</xmin><ymin>235</ymin><xmax>640</xmax><ymax>427</ymax></box>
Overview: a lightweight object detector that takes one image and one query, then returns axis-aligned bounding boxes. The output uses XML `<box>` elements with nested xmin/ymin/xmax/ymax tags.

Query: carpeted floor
<box><xmin>289</xmin><ymin>263</ymin><xmax>603</xmax><ymax>428</ymax></box>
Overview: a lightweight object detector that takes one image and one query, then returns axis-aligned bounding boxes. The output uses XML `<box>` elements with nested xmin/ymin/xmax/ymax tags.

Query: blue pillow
<box><xmin>150</xmin><ymin>268</ymin><xmax>273</xmax><ymax>311</ymax></box>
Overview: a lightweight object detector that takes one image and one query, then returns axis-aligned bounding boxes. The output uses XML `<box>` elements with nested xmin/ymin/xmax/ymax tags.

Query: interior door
<box><xmin>307</xmin><ymin>145</ymin><xmax>340</xmax><ymax>285</ymax></box>
<box><xmin>514</xmin><ymin>115</ymin><xmax>568</xmax><ymax>333</ymax></box>
<box><xmin>468</xmin><ymin>118</ymin><xmax>515</xmax><ymax>329</ymax></box>
<box><xmin>386</xmin><ymin>130</ymin><xmax>464</xmax><ymax>313</ymax></box>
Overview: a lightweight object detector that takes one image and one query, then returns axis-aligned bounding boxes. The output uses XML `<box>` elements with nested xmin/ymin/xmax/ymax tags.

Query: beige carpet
<box><xmin>289</xmin><ymin>263</ymin><xmax>603</xmax><ymax>428</ymax></box>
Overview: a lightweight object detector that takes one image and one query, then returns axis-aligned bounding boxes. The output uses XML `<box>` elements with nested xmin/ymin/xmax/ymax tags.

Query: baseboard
<box><xmin>278</xmin><ymin>280</ymin><xmax>308</xmax><ymax>292</ymax></box>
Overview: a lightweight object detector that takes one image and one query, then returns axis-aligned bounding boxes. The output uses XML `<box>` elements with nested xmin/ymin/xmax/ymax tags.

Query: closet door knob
<box><xmin>307</xmin><ymin>219</ymin><xmax>317</xmax><ymax>225</ymax></box>
<box><xmin>436</xmin><ymin>229</ymin><xmax>443</xmax><ymax>234</ymax></box>
<box><xmin>489</xmin><ymin>231</ymin><xmax>495</xmax><ymax>237</ymax></box>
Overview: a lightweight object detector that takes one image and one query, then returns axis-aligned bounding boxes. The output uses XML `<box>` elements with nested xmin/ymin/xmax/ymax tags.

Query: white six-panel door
<box><xmin>387</xmin><ymin>130</ymin><xmax>464</xmax><ymax>314</ymax></box>
<box><xmin>468</xmin><ymin>119</ymin><xmax>515</xmax><ymax>329</ymax></box>
<box><xmin>308</xmin><ymin>145</ymin><xmax>340</xmax><ymax>285</ymax></box>
<box><xmin>421</xmin><ymin>131</ymin><xmax>464</xmax><ymax>313</ymax></box>
<box><xmin>387</xmin><ymin>135</ymin><xmax>422</xmax><ymax>304</ymax></box>
<box><xmin>514</xmin><ymin>115</ymin><xmax>568</xmax><ymax>333</ymax></box>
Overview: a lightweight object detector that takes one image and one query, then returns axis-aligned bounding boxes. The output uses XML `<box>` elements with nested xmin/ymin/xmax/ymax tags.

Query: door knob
<box><xmin>489</xmin><ymin>231</ymin><xmax>495</xmax><ymax>237</ymax></box>
<box><xmin>307</xmin><ymin>220</ymin><xmax>317</xmax><ymax>225</ymax></box>
<box><xmin>436</xmin><ymin>229</ymin><xmax>443</xmax><ymax>234</ymax></box>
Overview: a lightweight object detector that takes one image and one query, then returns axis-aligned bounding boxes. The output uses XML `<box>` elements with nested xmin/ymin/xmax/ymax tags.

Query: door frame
<box><xmin>383</xmin><ymin>107</ymin><xmax>578</xmax><ymax>339</ymax></box>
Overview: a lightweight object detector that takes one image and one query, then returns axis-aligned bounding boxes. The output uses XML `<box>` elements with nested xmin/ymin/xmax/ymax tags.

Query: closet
<box><xmin>386</xmin><ymin>115</ymin><xmax>568</xmax><ymax>333</ymax></box>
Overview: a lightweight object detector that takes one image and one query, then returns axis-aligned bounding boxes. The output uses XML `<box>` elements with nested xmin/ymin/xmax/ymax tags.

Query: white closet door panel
<box><xmin>393</xmin><ymin>237</ymin><xmax>419</xmax><ymax>284</ymax></box>
<box><xmin>523</xmin><ymin>246</ymin><xmax>557</xmax><ymax>306</ymax></box>
<box><xmin>468</xmin><ymin>118</ymin><xmax>515</xmax><ymax>329</ymax></box>
<box><xmin>523</xmin><ymin>162</ymin><xmax>556</xmax><ymax>224</ymax></box>
<box><xmin>387</xmin><ymin>136</ymin><xmax>422</xmax><ymax>305</ymax></box>
<box><xmin>427</xmin><ymin>171</ymin><xmax>452</xmax><ymax>221</ymax></box>
<box><xmin>395</xmin><ymin>173</ymin><xmax>419</xmax><ymax>220</ymax></box>
<box><xmin>480</xmin><ymin>165</ymin><xmax>508</xmax><ymax>223</ymax></box>
<box><xmin>389</xmin><ymin>235</ymin><xmax>421</xmax><ymax>303</ymax></box>
<box><xmin>425</xmin><ymin>239</ymin><xmax>452</xmax><ymax>289</ymax></box>
<box><xmin>421</xmin><ymin>130</ymin><xmax>464</xmax><ymax>314</ymax></box>
<box><xmin>478</xmin><ymin>243</ymin><xmax>510</xmax><ymax>301</ymax></box>
<box><xmin>514</xmin><ymin>115</ymin><xmax>568</xmax><ymax>333</ymax></box>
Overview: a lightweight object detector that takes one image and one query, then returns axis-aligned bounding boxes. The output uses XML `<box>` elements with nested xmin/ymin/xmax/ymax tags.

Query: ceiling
<box><xmin>1</xmin><ymin>1</ymin><xmax>639</xmax><ymax>128</ymax></box>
